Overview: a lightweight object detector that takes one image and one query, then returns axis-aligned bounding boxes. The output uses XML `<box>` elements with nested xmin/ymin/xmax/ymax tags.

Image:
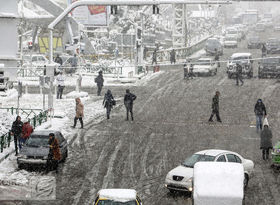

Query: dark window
<box><xmin>216</xmin><ymin>155</ymin><xmax>226</xmax><ymax>162</ymax></box>
<box><xmin>56</xmin><ymin>132</ymin><xmax>65</xmax><ymax>144</ymax></box>
<box><xmin>227</xmin><ymin>154</ymin><xmax>238</xmax><ymax>163</ymax></box>
<box><xmin>235</xmin><ymin>155</ymin><xmax>242</xmax><ymax>163</ymax></box>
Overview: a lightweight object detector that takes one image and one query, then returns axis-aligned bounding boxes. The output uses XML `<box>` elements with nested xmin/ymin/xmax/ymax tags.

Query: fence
<box><xmin>0</xmin><ymin>108</ymin><xmax>48</xmax><ymax>153</ymax></box>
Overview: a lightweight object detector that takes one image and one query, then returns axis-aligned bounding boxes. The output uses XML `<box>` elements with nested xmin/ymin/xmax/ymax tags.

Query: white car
<box><xmin>164</xmin><ymin>149</ymin><xmax>254</xmax><ymax>193</ymax></box>
<box><xmin>224</xmin><ymin>35</ymin><xmax>238</xmax><ymax>48</ymax></box>
<box><xmin>22</xmin><ymin>54</ymin><xmax>59</xmax><ymax>70</ymax></box>
<box><xmin>192</xmin><ymin>58</ymin><xmax>217</xmax><ymax>76</ymax></box>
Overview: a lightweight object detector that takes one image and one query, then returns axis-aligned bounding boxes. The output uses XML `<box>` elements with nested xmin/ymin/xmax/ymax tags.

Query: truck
<box><xmin>193</xmin><ymin>162</ymin><xmax>244</xmax><ymax>205</ymax></box>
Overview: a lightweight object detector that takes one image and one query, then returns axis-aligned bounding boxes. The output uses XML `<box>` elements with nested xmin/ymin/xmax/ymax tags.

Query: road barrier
<box><xmin>0</xmin><ymin>109</ymin><xmax>49</xmax><ymax>153</ymax></box>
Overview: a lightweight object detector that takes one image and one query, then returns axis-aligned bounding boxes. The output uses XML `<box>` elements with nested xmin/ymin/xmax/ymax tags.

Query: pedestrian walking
<box><xmin>70</xmin><ymin>54</ymin><xmax>78</xmax><ymax>74</ymax></box>
<box><xmin>46</xmin><ymin>133</ymin><xmax>61</xmax><ymax>173</ymax></box>
<box><xmin>235</xmin><ymin>63</ymin><xmax>244</xmax><ymax>86</ymax></box>
<box><xmin>103</xmin><ymin>90</ymin><xmax>115</xmax><ymax>119</ymax></box>
<box><xmin>54</xmin><ymin>54</ymin><xmax>63</xmax><ymax>66</ymax></box>
<box><xmin>20</xmin><ymin>121</ymin><xmax>33</xmax><ymax>149</ymax></box>
<box><xmin>254</xmin><ymin>99</ymin><xmax>267</xmax><ymax>132</ymax></box>
<box><xmin>208</xmin><ymin>91</ymin><xmax>222</xmax><ymax>122</ymax></box>
<box><xmin>261</xmin><ymin>44</ymin><xmax>267</xmax><ymax>58</ymax></box>
<box><xmin>11</xmin><ymin>116</ymin><xmax>23</xmax><ymax>156</ymax></box>
<box><xmin>260</xmin><ymin>118</ymin><xmax>273</xmax><ymax>160</ymax></box>
<box><xmin>214</xmin><ymin>49</ymin><xmax>220</xmax><ymax>68</ymax></box>
<box><xmin>71</xmin><ymin>98</ymin><xmax>84</xmax><ymax>128</ymax></box>
<box><xmin>152</xmin><ymin>49</ymin><xmax>157</xmax><ymax>65</ymax></box>
<box><xmin>56</xmin><ymin>72</ymin><xmax>65</xmax><ymax>99</ymax></box>
<box><xmin>124</xmin><ymin>89</ymin><xmax>137</xmax><ymax>121</ymax></box>
<box><xmin>183</xmin><ymin>64</ymin><xmax>189</xmax><ymax>79</ymax></box>
<box><xmin>95</xmin><ymin>71</ymin><xmax>104</xmax><ymax>96</ymax></box>
<box><xmin>170</xmin><ymin>49</ymin><xmax>176</xmax><ymax>64</ymax></box>
<box><xmin>189</xmin><ymin>64</ymin><xmax>195</xmax><ymax>79</ymax></box>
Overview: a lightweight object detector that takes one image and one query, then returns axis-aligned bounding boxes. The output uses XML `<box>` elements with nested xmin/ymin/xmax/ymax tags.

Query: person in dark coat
<box><xmin>11</xmin><ymin>116</ymin><xmax>23</xmax><ymax>155</ymax></box>
<box><xmin>152</xmin><ymin>49</ymin><xmax>157</xmax><ymax>65</ymax></box>
<box><xmin>103</xmin><ymin>89</ymin><xmax>115</xmax><ymax>119</ymax></box>
<box><xmin>95</xmin><ymin>71</ymin><xmax>104</xmax><ymax>96</ymax></box>
<box><xmin>236</xmin><ymin>63</ymin><xmax>244</xmax><ymax>86</ymax></box>
<box><xmin>54</xmin><ymin>54</ymin><xmax>63</xmax><ymax>66</ymax></box>
<box><xmin>46</xmin><ymin>133</ymin><xmax>61</xmax><ymax>173</ymax></box>
<box><xmin>208</xmin><ymin>91</ymin><xmax>222</xmax><ymax>122</ymax></box>
<box><xmin>170</xmin><ymin>49</ymin><xmax>176</xmax><ymax>64</ymax></box>
<box><xmin>214</xmin><ymin>49</ymin><xmax>220</xmax><ymax>68</ymax></box>
<box><xmin>124</xmin><ymin>89</ymin><xmax>137</xmax><ymax>121</ymax></box>
<box><xmin>254</xmin><ymin>99</ymin><xmax>267</xmax><ymax>132</ymax></box>
<box><xmin>260</xmin><ymin>119</ymin><xmax>272</xmax><ymax>160</ymax></box>
<box><xmin>261</xmin><ymin>44</ymin><xmax>267</xmax><ymax>58</ymax></box>
<box><xmin>183</xmin><ymin>64</ymin><xmax>189</xmax><ymax>79</ymax></box>
<box><xmin>189</xmin><ymin>64</ymin><xmax>195</xmax><ymax>79</ymax></box>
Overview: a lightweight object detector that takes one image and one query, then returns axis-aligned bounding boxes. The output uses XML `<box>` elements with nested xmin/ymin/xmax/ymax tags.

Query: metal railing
<box><xmin>0</xmin><ymin>109</ymin><xmax>49</xmax><ymax>153</ymax></box>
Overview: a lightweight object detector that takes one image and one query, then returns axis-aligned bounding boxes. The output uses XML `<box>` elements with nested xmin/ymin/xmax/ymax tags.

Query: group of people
<box><xmin>102</xmin><ymin>89</ymin><xmax>137</xmax><ymax>121</ymax></box>
<box><xmin>208</xmin><ymin>91</ymin><xmax>273</xmax><ymax>160</ymax></box>
<box><xmin>151</xmin><ymin>49</ymin><xmax>176</xmax><ymax>65</ymax></box>
<box><xmin>11</xmin><ymin>116</ymin><xmax>61</xmax><ymax>172</ymax></box>
<box><xmin>11</xmin><ymin>116</ymin><xmax>33</xmax><ymax>156</ymax></box>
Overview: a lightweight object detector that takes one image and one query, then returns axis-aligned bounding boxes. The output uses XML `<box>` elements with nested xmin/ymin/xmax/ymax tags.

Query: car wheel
<box><xmin>244</xmin><ymin>174</ymin><xmax>249</xmax><ymax>189</ymax></box>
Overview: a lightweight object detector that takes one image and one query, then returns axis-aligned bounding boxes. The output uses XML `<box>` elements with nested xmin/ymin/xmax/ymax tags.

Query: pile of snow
<box><xmin>0</xmin><ymin>110</ymin><xmax>15</xmax><ymax>136</ymax></box>
<box><xmin>193</xmin><ymin>162</ymin><xmax>244</xmax><ymax>205</ymax></box>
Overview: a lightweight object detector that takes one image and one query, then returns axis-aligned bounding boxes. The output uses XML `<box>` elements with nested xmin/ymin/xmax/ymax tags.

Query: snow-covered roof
<box><xmin>193</xmin><ymin>162</ymin><xmax>244</xmax><ymax>205</ymax></box>
<box><xmin>195</xmin><ymin>149</ymin><xmax>236</xmax><ymax>157</ymax></box>
<box><xmin>231</xmin><ymin>53</ymin><xmax>252</xmax><ymax>59</ymax></box>
<box><xmin>98</xmin><ymin>189</ymin><xmax>137</xmax><ymax>202</ymax></box>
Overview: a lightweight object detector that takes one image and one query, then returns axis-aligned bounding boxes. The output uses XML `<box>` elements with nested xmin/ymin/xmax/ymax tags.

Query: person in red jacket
<box><xmin>20</xmin><ymin>121</ymin><xmax>33</xmax><ymax>149</ymax></box>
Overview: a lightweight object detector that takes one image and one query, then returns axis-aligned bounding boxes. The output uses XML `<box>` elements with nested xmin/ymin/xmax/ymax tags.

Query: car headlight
<box><xmin>187</xmin><ymin>177</ymin><xmax>193</xmax><ymax>183</ymax></box>
<box><xmin>245</xmin><ymin>65</ymin><xmax>250</xmax><ymax>70</ymax></box>
<box><xmin>43</xmin><ymin>156</ymin><xmax>48</xmax><ymax>160</ymax></box>
<box><xmin>229</xmin><ymin>66</ymin><xmax>233</xmax><ymax>70</ymax></box>
<box><xmin>166</xmin><ymin>173</ymin><xmax>172</xmax><ymax>180</ymax></box>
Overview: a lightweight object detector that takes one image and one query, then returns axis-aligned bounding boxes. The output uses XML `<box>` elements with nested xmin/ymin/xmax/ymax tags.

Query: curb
<box><xmin>0</xmin><ymin>149</ymin><xmax>15</xmax><ymax>164</ymax></box>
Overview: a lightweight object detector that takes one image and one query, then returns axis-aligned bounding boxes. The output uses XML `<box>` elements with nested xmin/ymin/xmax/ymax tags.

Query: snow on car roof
<box><xmin>98</xmin><ymin>189</ymin><xmax>137</xmax><ymax>202</ymax></box>
<box><xmin>31</xmin><ymin>130</ymin><xmax>60</xmax><ymax>136</ymax></box>
<box><xmin>198</xmin><ymin>58</ymin><xmax>212</xmax><ymax>61</ymax></box>
<box><xmin>231</xmin><ymin>53</ymin><xmax>251</xmax><ymax>58</ymax></box>
<box><xmin>195</xmin><ymin>149</ymin><xmax>237</xmax><ymax>157</ymax></box>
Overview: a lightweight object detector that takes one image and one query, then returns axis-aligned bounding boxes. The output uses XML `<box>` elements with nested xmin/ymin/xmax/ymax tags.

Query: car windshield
<box><xmin>267</xmin><ymin>39</ymin><xmax>279</xmax><ymax>45</ymax></box>
<box><xmin>97</xmin><ymin>200</ymin><xmax>137</xmax><ymax>205</ymax></box>
<box><xmin>182</xmin><ymin>154</ymin><xmax>215</xmax><ymax>168</ymax></box>
<box><xmin>262</xmin><ymin>58</ymin><xmax>280</xmax><ymax>64</ymax></box>
<box><xmin>25</xmin><ymin>135</ymin><xmax>49</xmax><ymax>147</ymax></box>
<box><xmin>248</xmin><ymin>37</ymin><xmax>259</xmax><ymax>42</ymax></box>
<box><xmin>227</xmin><ymin>30</ymin><xmax>237</xmax><ymax>34</ymax></box>
<box><xmin>207</xmin><ymin>39</ymin><xmax>219</xmax><ymax>45</ymax></box>
<box><xmin>231</xmin><ymin>56</ymin><xmax>249</xmax><ymax>61</ymax></box>
<box><xmin>196</xmin><ymin>60</ymin><xmax>211</xmax><ymax>65</ymax></box>
<box><xmin>225</xmin><ymin>37</ymin><xmax>236</xmax><ymax>41</ymax></box>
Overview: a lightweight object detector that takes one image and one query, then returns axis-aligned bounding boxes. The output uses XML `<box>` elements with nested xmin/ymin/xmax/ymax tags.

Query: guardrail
<box><xmin>0</xmin><ymin>109</ymin><xmax>48</xmax><ymax>153</ymax></box>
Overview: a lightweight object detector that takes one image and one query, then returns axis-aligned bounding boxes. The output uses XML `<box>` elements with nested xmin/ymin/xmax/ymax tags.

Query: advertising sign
<box><xmin>70</xmin><ymin>0</ymin><xmax>108</xmax><ymax>26</ymax></box>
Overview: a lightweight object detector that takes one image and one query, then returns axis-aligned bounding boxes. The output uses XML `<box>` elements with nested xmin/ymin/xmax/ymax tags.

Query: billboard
<box><xmin>70</xmin><ymin>0</ymin><xmax>108</xmax><ymax>26</ymax></box>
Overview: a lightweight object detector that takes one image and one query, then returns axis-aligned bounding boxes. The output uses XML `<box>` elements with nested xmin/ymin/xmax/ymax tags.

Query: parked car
<box><xmin>255</xmin><ymin>23</ymin><xmax>266</xmax><ymax>32</ymax></box>
<box><xmin>227</xmin><ymin>53</ymin><xmax>253</xmax><ymax>78</ymax></box>
<box><xmin>17</xmin><ymin>130</ymin><xmax>68</xmax><ymax>169</ymax></box>
<box><xmin>247</xmin><ymin>36</ymin><xmax>262</xmax><ymax>49</ymax></box>
<box><xmin>266</xmin><ymin>38</ymin><xmax>280</xmax><ymax>54</ymax></box>
<box><xmin>192</xmin><ymin>58</ymin><xmax>218</xmax><ymax>76</ymax></box>
<box><xmin>273</xmin><ymin>24</ymin><xmax>280</xmax><ymax>31</ymax></box>
<box><xmin>225</xmin><ymin>27</ymin><xmax>242</xmax><ymax>41</ymax></box>
<box><xmin>224</xmin><ymin>35</ymin><xmax>238</xmax><ymax>48</ymax></box>
<box><xmin>94</xmin><ymin>189</ymin><xmax>142</xmax><ymax>205</ymax></box>
<box><xmin>0</xmin><ymin>75</ymin><xmax>9</xmax><ymax>91</ymax></box>
<box><xmin>258</xmin><ymin>57</ymin><xmax>280</xmax><ymax>78</ymax></box>
<box><xmin>164</xmin><ymin>149</ymin><xmax>254</xmax><ymax>193</ymax></box>
<box><xmin>205</xmin><ymin>38</ymin><xmax>223</xmax><ymax>56</ymax></box>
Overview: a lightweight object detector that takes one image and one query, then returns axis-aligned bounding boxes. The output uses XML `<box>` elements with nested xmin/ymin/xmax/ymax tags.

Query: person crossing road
<box><xmin>236</xmin><ymin>63</ymin><xmax>244</xmax><ymax>86</ymax></box>
<box><xmin>208</xmin><ymin>91</ymin><xmax>222</xmax><ymax>123</ymax></box>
